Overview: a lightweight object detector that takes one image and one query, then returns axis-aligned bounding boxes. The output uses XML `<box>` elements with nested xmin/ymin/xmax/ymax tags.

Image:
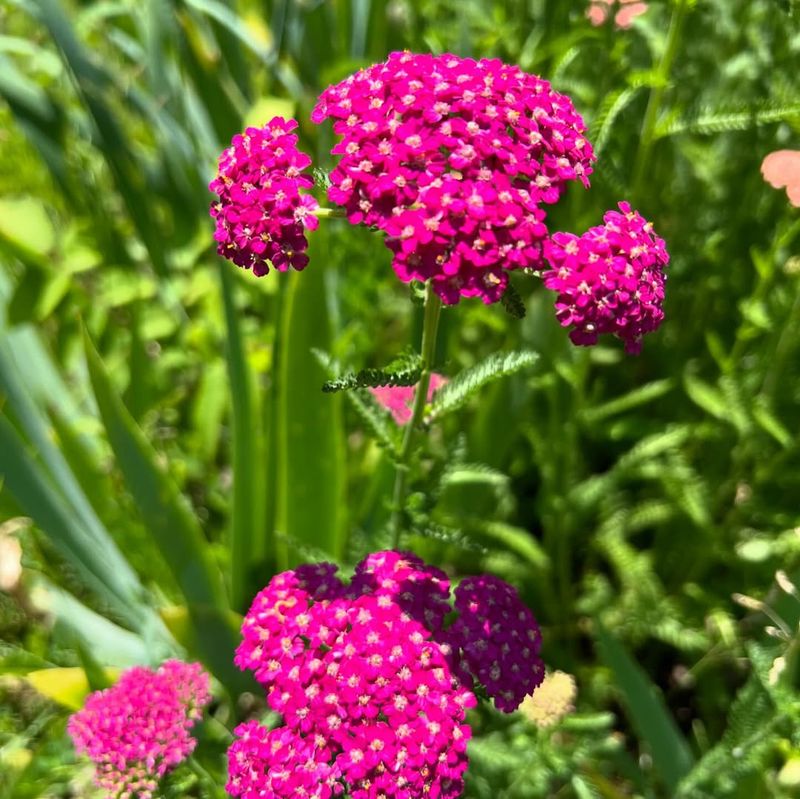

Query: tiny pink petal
<box><xmin>615</xmin><ymin>2</ymin><xmax>648</xmax><ymax>28</ymax></box>
<box><xmin>586</xmin><ymin>2</ymin><xmax>610</xmax><ymax>25</ymax></box>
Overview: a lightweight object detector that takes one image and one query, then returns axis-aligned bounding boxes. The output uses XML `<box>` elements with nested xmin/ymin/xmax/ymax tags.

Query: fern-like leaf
<box><xmin>321</xmin><ymin>352</ymin><xmax>423</xmax><ymax>393</ymax></box>
<box><xmin>500</xmin><ymin>281</ymin><xmax>526</xmax><ymax>319</ymax></box>
<box><xmin>655</xmin><ymin>100</ymin><xmax>800</xmax><ymax>139</ymax></box>
<box><xmin>427</xmin><ymin>350</ymin><xmax>538</xmax><ymax>422</ymax></box>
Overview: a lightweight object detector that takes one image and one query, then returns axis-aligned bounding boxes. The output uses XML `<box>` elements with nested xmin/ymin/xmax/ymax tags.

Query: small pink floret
<box><xmin>68</xmin><ymin>660</ymin><xmax>211</xmax><ymax>798</ymax></box>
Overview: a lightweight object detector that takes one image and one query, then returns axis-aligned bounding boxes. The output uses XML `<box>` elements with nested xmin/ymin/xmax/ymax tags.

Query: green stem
<box><xmin>313</xmin><ymin>207</ymin><xmax>347</xmax><ymax>219</ymax></box>
<box><xmin>631</xmin><ymin>0</ymin><xmax>689</xmax><ymax>201</ymax></box>
<box><xmin>389</xmin><ymin>282</ymin><xmax>443</xmax><ymax>548</ymax></box>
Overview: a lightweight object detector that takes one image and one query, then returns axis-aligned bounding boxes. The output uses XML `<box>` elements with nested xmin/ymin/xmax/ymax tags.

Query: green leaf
<box><xmin>275</xmin><ymin>261</ymin><xmax>347</xmax><ymax>567</ymax></box>
<box><xmin>219</xmin><ymin>262</ymin><xmax>266</xmax><ymax>612</ymax></box>
<box><xmin>83</xmin><ymin>329</ymin><xmax>249</xmax><ymax>694</ymax></box>
<box><xmin>683</xmin><ymin>370</ymin><xmax>728</xmax><ymax>421</ymax></box>
<box><xmin>427</xmin><ymin>350</ymin><xmax>539</xmax><ymax>422</ymax></box>
<box><xmin>581</xmin><ymin>379</ymin><xmax>674</xmax><ymax>424</ymax></box>
<box><xmin>595</xmin><ymin>621</ymin><xmax>695</xmax><ymax>793</ymax></box>
<box><xmin>23</xmin><ymin>667</ymin><xmax>121</xmax><ymax>710</ymax></box>
<box><xmin>655</xmin><ymin>99</ymin><xmax>800</xmax><ymax>138</ymax></box>
<box><xmin>322</xmin><ymin>352</ymin><xmax>423</xmax><ymax>393</ymax></box>
<box><xmin>500</xmin><ymin>281</ymin><xmax>526</xmax><ymax>319</ymax></box>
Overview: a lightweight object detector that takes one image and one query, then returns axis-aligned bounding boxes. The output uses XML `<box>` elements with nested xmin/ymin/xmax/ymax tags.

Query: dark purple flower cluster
<box><xmin>228</xmin><ymin>551</ymin><xmax>543</xmax><ymax>799</ymax></box>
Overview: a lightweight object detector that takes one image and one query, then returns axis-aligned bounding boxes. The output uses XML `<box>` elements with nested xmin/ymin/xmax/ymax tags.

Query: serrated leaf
<box><xmin>322</xmin><ymin>353</ymin><xmax>423</xmax><ymax>393</ymax></box>
<box><xmin>427</xmin><ymin>350</ymin><xmax>539</xmax><ymax>422</ymax></box>
<box><xmin>500</xmin><ymin>281</ymin><xmax>526</xmax><ymax>319</ymax></box>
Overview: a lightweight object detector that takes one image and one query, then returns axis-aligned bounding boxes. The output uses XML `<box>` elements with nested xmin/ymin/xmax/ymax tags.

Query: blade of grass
<box><xmin>595</xmin><ymin>620</ymin><xmax>695</xmax><ymax>792</ymax></box>
<box><xmin>82</xmin><ymin>328</ymin><xmax>250</xmax><ymax>694</ymax></box>
<box><xmin>275</xmin><ymin>252</ymin><xmax>346</xmax><ymax>567</ymax></box>
<box><xmin>219</xmin><ymin>261</ymin><xmax>266</xmax><ymax>612</ymax></box>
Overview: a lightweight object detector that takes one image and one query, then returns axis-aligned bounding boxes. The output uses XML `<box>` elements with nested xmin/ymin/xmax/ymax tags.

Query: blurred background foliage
<box><xmin>1</xmin><ymin>0</ymin><xmax>800</xmax><ymax>796</ymax></box>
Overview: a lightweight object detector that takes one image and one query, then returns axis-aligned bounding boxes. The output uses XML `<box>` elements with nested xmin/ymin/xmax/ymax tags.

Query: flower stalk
<box><xmin>389</xmin><ymin>281</ymin><xmax>442</xmax><ymax>547</ymax></box>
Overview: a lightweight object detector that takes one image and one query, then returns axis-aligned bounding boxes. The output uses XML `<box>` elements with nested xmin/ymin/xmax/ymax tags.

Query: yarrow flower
<box><xmin>450</xmin><ymin>575</ymin><xmax>544</xmax><ymax>712</ymax></box>
<box><xmin>229</xmin><ymin>551</ymin><xmax>543</xmax><ymax>799</ymax></box>
<box><xmin>312</xmin><ymin>51</ymin><xmax>595</xmax><ymax>304</ymax></box>
<box><xmin>210</xmin><ymin>117</ymin><xmax>319</xmax><ymax>275</ymax></box>
<box><xmin>68</xmin><ymin>660</ymin><xmax>211</xmax><ymax>799</ymax></box>
<box><xmin>542</xmin><ymin>202</ymin><xmax>669</xmax><ymax>354</ymax></box>
<box><xmin>518</xmin><ymin>670</ymin><xmax>577</xmax><ymax>728</ymax></box>
<box><xmin>369</xmin><ymin>373</ymin><xmax>447</xmax><ymax>425</ymax></box>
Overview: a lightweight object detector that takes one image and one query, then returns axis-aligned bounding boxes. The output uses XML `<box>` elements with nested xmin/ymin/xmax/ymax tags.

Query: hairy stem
<box><xmin>389</xmin><ymin>282</ymin><xmax>443</xmax><ymax>548</ymax></box>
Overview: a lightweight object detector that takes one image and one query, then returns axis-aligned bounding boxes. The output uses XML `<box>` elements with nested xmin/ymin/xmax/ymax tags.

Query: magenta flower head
<box><xmin>230</xmin><ymin>551</ymin><xmax>546</xmax><ymax>798</ymax></box>
<box><xmin>542</xmin><ymin>202</ymin><xmax>670</xmax><ymax>354</ymax></box>
<box><xmin>67</xmin><ymin>660</ymin><xmax>211</xmax><ymax>798</ymax></box>
<box><xmin>450</xmin><ymin>575</ymin><xmax>544</xmax><ymax>712</ymax></box>
<box><xmin>210</xmin><ymin>117</ymin><xmax>319</xmax><ymax>275</ymax></box>
<box><xmin>312</xmin><ymin>51</ymin><xmax>595</xmax><ymax>305</ymax></box>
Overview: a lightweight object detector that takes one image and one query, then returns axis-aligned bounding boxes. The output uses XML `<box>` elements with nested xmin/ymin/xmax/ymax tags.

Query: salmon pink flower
<box><xmin>761</xmin><ymin>150</ymin><xmax>800</xmax><ymax>207</ymax></box>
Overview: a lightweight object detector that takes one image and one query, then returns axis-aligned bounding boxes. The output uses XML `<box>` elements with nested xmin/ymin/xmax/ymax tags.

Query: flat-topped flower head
<box><xmin>542</xmin><ymin>202</ymin><xmax>669</xmax><ymax>354</ymax></box>
<box><xmin>312</xmin><ymin>52</ymin><xmax>595</xmax><ymax>304</ymax></box>
<box><xmin>210</xmin><ymin>117</ymin><xmax>319</xmax><ymax>276</ymax></box>
<box><xmin>450</xmin><ymin>575</ymin><xmax>544</xmax><ymax>712</ymax></box>
<box><xmin>68</xmin><ymin>660</ymin><xmax>211</xmax><ymax>798</ymax></box>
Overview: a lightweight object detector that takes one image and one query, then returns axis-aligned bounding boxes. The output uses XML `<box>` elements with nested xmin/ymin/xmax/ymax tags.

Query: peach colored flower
<box><xmin>587</xmin><ymin>0</ymin><xmax>648</xmax><ymax>28</ymax></box>
<box><xmin>761</xmin><ymin>150</ymin><xmax>800</xmax><ymax>207</ymax></box>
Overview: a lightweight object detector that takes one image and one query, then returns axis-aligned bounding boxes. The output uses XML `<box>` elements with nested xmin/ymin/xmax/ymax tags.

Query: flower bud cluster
<box><xmin>228</xmin><ymin>551</ymin><xmax>543</xmax><ymax>799</ymax></box>
<box><xmin>68</xmin><ymin>660</ymin><xmax>211</xmax><ymax>798</ymax></box>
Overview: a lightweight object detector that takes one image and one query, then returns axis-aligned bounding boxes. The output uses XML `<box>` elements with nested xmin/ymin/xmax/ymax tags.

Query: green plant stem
<box><xmin>389</xmin><ymin>282</ymin><xmax>442</xmax><ymax>548</ymax></box>
<box><xmin>313</xmin><ymin>207</ymin><xmax>347</xmax><ymax>218</ymax></box>
<box><xmin>631</xmin><ymin>0</ymin><xmax>689</xmax><ymax>200</ymax></box>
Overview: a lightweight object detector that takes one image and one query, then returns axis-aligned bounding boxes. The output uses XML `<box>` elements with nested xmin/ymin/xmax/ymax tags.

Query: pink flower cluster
<box><xmin>312</xmin><ymin>51</ymin><xmax>595</xmax><ymax>304</ymax></box>
<box><xmin>228</xmin><ymin>551</ymin><xmax>543</xmax><ymax>799</ymax></box>
<box><xmin>210</xmin><ymin>117</ymin><xmax>319</xmax><ymax>275</ymax></box>
<box><xmin>68</xmin><ymin>660</ymin><xmax>211</xmax><ymax>798</ymax></box>
<box><xmin>369</xmin><ymin>373</ymin><xmax>447</xmax><ymax>425</ymax></box>
<box><xmin>587</xmin><ymin>0</ymin><xmax>649</xmax><ymax>29</ymax></box>
<box><xmin>542</xmin><ymin>202</ymin><xmax>669</xmax><ymax>354</ymax></box>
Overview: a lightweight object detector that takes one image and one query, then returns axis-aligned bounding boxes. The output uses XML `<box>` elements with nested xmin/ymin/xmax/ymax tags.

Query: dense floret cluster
<box><xmin>312</xmin><ymin>51</ymin><xmax>595</xmax><ymax>304</ymax></box>
<box><xmin>542</xmin><ymin>202</ymin><xmax>669</xmax><ymax>354</ymax></box>
<box><xmin>210</xmin><ymin>117</ymin><xmax>319</xmax><ymax>275</ymax></box>
<box><xmin>68</xmin><ymin>660</ymin><xmax>210</xmax><ymax>798</ymax></box>
<box><xmin>450</xmin><ymin>575</ymin><xmax>544</xmax><ymax>712</ymax></box>
<box><xmin>228</xmin><ymin>551</ymin><xmax>543</xmax><ymax>799</ymax></box>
